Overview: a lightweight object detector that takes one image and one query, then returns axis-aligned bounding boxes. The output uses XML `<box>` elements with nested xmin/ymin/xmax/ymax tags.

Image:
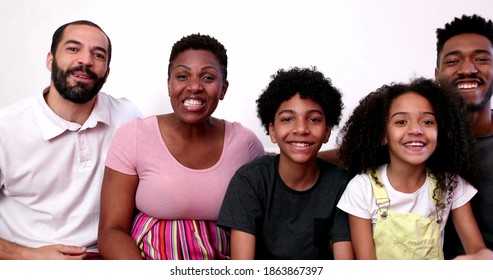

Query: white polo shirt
<box><xmin>0</xmin><ymin>91</ymin><xmax>141</xmax><ymax>252</ymax></box>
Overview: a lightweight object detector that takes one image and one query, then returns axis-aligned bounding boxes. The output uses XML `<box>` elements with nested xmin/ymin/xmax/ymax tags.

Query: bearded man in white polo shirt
<box><xmin>0</xmin><ymin>20</ymin><xmax>141</xmax><ymax>259</ymax></box>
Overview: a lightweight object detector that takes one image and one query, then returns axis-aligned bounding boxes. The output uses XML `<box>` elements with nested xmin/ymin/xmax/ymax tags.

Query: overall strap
<box><xmin>427</xmin><ymin>170</ymin><xmax>444</xmax><ymax>223</ymax></box>
<box><xmin>368</xmin><ymin>170</ymin><xmax>390</xmax><ymax>218</ymax></box>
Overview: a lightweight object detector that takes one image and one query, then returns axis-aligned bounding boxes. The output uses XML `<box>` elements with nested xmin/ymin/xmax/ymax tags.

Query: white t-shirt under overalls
<box><xmin>337</xmin><ymin>164</ymin><xmax>477</xmax><ymax>259</ymax></box>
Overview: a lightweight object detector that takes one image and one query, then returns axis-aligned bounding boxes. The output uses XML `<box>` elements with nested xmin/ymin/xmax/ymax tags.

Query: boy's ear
<box><xmin>323</xmin><ymin>125</ymin><xmax>332</xmax><ymax>143</ymax></box>
<box><xmin>269</xmin><ymin>123</ymin><xmax>277</xmax><ymax>144</ymax></box>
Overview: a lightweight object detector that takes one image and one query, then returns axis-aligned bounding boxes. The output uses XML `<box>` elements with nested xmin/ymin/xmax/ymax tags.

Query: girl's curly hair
<box><xmin>338</xmin><ymin>77</ymin><xmax>481</xmax><ymax>204</ymax></box>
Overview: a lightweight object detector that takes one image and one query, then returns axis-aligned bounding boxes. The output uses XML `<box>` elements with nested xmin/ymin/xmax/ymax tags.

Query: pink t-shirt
<box><xmin>105</xmin><ymin>116</ymin><xmax>264</xmax><ymax>221</ymax></box>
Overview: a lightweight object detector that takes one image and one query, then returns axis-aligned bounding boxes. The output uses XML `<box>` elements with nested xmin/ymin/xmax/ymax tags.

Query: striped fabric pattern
<box><xmin>130</xmin><ymin>211</ymin><xmax>230</xmax><ymax>260</ymax></box>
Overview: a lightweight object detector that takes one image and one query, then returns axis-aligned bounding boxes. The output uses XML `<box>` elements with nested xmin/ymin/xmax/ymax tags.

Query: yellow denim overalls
<box><xmin>369</xmin><ymin>170</ymin><xmax>444</xmax><ymax>260</ymax></box>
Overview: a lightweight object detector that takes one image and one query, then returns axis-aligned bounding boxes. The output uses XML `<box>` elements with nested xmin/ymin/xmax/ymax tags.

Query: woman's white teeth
<box><xmin>184</xmin><ymin>99</ymin><xmax>203</xmax><ymax>106</ymax></box>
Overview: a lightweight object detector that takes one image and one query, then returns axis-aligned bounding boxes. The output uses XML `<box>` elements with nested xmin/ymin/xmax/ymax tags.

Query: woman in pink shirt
<box><xmin>97</xmin><ymin>34</ymin><xmax>265</xmax><ymax>259</ymax></box>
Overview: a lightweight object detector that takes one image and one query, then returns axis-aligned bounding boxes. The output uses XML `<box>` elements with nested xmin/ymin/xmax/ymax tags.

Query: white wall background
<box><xmin>1</xmin><ymin>0</ymin><xmax>492</xmax><ymax>153</ymax></box>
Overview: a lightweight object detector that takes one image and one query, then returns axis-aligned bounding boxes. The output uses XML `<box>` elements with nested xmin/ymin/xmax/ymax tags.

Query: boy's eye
<box><xmin>280</xmin><ymin>117</ymin><xmax>293</xmax><ymax>123</ymax></box>
<box><xmin>308</xmin><ymin>117</ymin><xmax>321</xmax><ymax>123</ymax></box>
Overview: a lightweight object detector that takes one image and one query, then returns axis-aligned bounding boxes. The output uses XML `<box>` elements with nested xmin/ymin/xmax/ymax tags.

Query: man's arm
<box><xmin>318</xmin><ymin>148</ymin><xmax>340</xmax><ymax>166</ymax></box>
<box><xmin>0</xmin><ymin>238</ymin><xmax>86</xmax><ymax>260</ymax></box>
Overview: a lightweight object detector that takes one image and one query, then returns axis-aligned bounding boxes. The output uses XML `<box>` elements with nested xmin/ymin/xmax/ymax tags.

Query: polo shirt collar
<box><xmin>34</xmin><ymin>89</ymin><xmax>111</xmax><ymax>140</ymax></box>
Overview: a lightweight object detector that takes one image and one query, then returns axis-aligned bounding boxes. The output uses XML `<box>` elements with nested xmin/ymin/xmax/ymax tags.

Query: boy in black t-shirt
<box><xmin>217</xmin><ymin>67</ymin><xmax>353</xmax><ymax>260</ymax></box>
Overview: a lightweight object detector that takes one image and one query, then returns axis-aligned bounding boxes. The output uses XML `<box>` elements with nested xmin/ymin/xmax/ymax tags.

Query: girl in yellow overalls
<box><xmin>336</xmin><ymin>78</ymin><xmax>493</xmax><ymax>259</ymax></box>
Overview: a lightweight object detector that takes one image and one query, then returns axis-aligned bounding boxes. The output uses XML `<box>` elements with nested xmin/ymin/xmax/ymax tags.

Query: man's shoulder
<box><xmin>98</xmin><ymin>92</ymin><xmax>142</xmax><ymax>117</ymax></box>
<box><xmin>98</xmin><ymin>92</ymin><xmax>138</xmax><ymax>108</ymax></box>
<box><xmin>0</xmin><ymin>96</ymin><xmax>37</xmax><ymax>122</ymax></box>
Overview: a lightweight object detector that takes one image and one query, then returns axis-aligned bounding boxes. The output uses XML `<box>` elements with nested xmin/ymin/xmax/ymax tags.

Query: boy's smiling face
<box><xmin>269</xmin><ymin>93</ymin><xmax>331</xmax><ymax>165</ymax></box>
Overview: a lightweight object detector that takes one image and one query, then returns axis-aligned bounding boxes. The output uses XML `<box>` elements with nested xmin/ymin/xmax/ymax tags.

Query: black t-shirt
<box><xmin>444</xmin><ymin>134</ymin><xmax>493</xmax><ymax>258</ymax></box>
<box><xmin>217</xmin><ymin>155</ymin><xmax>350</xmax><ymax>260</ymax></box>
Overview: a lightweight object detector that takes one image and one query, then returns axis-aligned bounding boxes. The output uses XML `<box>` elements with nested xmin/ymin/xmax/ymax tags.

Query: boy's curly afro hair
<box><xmin>256</xmin><ymin>66</ymin><xmax>344</xmax><ymax>135</ymax></box>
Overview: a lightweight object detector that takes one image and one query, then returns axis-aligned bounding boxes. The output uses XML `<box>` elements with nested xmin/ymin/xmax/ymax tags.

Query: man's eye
<box><xmin>444</xmin><ymin>59</ymin><xmax>459</xmax><ymax>65</ymax></box>
<box><xmin>94</xmin><ymin>53</ymin><xmax>106</xmax><ymax>60</ymax></box>
<box><xmin>476</xmin><ymin>57</ymin><xmax>491</xmax><ymax>63</ymax></box>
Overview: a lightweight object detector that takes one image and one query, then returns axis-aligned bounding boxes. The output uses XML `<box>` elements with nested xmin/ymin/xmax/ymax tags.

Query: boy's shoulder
<box><xmin>317</xmin><ymin>158</ymin><xmax>350</xmax><ymax>182</ymax></box>
<box><xmin>238</xmin><ymin>155</ymin><xmax>277</xmax><ymax>172</ymax></box>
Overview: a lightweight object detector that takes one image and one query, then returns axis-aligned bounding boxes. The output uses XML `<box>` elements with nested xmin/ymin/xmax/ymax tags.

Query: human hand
<box><xmin>28</xmin><ymin>244</ymin><xmax>87</xmax><ymax>260</ymax></box>
<box><xmin>453</xmin><ymin>248</ymin><xmax>493</xmax><ymax>260</ymax></box>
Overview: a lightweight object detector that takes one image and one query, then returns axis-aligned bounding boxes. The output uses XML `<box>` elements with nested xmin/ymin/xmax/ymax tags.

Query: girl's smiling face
<box><xmin>384</xmin><ymin>91</ymin><xmax>438</xmax><ymax>168</ymax></box>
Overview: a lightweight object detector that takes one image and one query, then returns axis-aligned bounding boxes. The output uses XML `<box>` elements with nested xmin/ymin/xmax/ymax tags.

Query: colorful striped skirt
<box><xmin>130</xmin><ymin>211</ymin><xmax>230</xmax><ymax>260</ymax></box>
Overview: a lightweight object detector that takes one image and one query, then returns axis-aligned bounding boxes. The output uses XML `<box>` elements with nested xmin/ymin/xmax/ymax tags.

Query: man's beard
<box><xmin>51</xmin><ymin>58</ymin><xmax>107</xmax><ymax>104</ymax></box>
<box><xmin>440</xmin><ymin>75</ymin><xmax>493</xmax><ymax>113</ymax></box>
<box><xmin>466</xmin><ymin>82</ymin><xmax>493</xmax><ymax>113</ymax></box>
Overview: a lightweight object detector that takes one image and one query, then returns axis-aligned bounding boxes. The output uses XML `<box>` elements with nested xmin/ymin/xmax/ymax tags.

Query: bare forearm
<box><xmin>332</xmin><ymin>241</ymin><xmax>354</xmax><ymax>260</ymax></box>
<box><xmin>98</xmin><ymin>229</ymin><xmax>143</xmax><ymax>260</ymax></box>
<box><xmin>0</xmin><ymin>238</ymin><xmax>31</xmax><ymax>259</ymax></box>
<box><xmin>230</xmin><ymin>229</ymin><xmax>255</xmax><ymax>260</ymax></box>
<box><xmin>0</xmin><ymin>238</ymin><xmax>86</xmax><ymax>260</ymax></box>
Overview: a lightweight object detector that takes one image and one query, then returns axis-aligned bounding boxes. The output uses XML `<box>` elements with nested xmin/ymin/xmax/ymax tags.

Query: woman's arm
<box><xmin>97</xmin><ymin>167</ymin><xmax>142</xmax><ymax>259</ymax></box>
<box><xmin>230</xmin><ymin>229</ymin><xmax>256</xmax><ymax>260</ymax></box>
<box><xmin>348</xmin><ymin>214</ymin><xmax>376</xmax><ymax>260</ymax></box>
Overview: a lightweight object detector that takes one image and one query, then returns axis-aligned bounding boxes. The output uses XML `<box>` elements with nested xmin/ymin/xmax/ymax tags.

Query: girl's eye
<box><xmin>423</xmin><ymin>120</ymin><xmax>434</xmax><ymax>125</ymax></box>
<box><xmin>395</xmin><ymin>120</ymin><xmax>406</xmax><ymax>125</ymax></box>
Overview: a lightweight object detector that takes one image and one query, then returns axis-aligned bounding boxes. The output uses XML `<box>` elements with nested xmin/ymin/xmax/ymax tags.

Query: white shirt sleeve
<box><xmin>337</xmin><ymin>173</ymin><xmax>375</xmax><ymax>219</ymax></box>
<box><xmin>450</xmin><ymin>176</ymin><xmax>477</xmax><ymax>210</ymax></box>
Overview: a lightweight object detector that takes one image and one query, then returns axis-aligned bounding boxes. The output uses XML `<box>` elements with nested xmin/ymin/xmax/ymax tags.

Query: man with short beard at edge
<box><xmin>435</xmin><ymin>14</ymin><xmax>493</xmax><ymax>260</ymax></box>
<box><xmin>0</xmin><ymin>20</ymin><xmax>141</xmax><ymax>259</ymax></box>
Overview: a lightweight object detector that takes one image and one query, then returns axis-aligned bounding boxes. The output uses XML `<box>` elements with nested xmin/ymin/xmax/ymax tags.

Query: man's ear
<box><xmin>46</xmin><ymin>52</ymin><xmax>53</xmax><ymax>72</ymax></box>
<box><xmin>103</xmin><ymin>67</ymin><xmax>110</xmax><ymax>83</ymax></box>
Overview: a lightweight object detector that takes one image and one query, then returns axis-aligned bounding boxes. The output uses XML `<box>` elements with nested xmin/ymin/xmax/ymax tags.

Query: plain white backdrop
<box><xmin>1</xmin><ymin>0</ymin><xmax>493</xmax><ymax>152</ymax></box>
